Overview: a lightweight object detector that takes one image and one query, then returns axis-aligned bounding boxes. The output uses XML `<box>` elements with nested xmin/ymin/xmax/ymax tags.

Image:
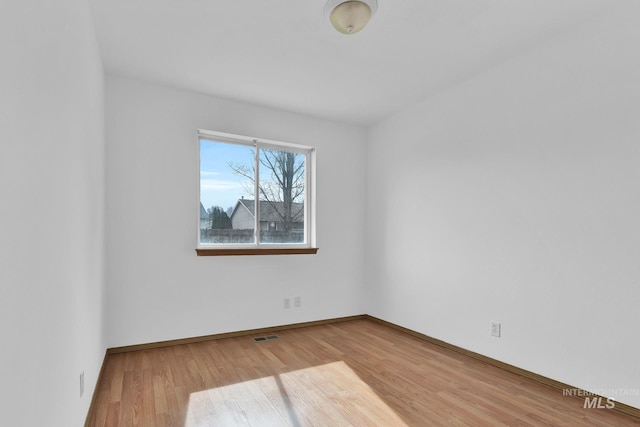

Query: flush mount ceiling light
<box><xmin>324</xmin><ymin>0</ymin><xmax>378</xmax><ymax>35</ymax></box>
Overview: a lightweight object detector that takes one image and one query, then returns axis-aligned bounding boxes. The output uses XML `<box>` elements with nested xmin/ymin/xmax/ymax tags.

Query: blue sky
<box><xmin>200</xmin><ymin>139</ymin><xmax>254</xmax><ymax>212</ymax></box>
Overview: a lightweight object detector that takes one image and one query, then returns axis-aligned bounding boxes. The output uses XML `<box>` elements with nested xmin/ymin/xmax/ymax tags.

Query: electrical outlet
<box><xmin>80</xmin><ymin>371</ymin><xmax>84</xmax><ymax>397</ymax></box>
<box><xmin>294</xmin><ymin>296</ymin><xmax>302</xmax><ymax>307</ymax></box>
<box><xmin>284</xmin><ymin>298</ymin><xmax>290</xmax><ymax>309</ymax></box>
<box><xmin>491</xmin><ymin>321</ymin><xmax>501</xmax><ymax>338</ymax></box>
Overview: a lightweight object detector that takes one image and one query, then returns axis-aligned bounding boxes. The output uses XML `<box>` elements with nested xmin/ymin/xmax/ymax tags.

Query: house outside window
<box><xmin>197</xmin><ymin>129</ymin><xmax>317</xmax><ymax>255</ymax></box>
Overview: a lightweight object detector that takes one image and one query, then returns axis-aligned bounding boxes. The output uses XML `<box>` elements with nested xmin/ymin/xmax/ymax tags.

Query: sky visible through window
<box><xmin>200</xmin><ymin>139</ymin><xmax>253</xmax><ymax>213</ymax></box>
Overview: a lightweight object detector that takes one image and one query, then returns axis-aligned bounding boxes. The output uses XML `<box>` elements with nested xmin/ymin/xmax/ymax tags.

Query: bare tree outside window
<box><xmin>229</xmin><ymin>148</ymin><xmax>305</xmax><ymax>233</ymax></box>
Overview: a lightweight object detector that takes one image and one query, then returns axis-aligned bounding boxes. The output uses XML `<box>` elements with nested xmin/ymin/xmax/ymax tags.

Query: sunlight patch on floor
<box><xmin>185</xmin><ymin>361</ymin><xmax>408</xmax><ymax>426</ymax></box>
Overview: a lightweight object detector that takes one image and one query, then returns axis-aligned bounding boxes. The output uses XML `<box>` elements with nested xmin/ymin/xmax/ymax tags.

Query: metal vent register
<box><xmin>253</xmin><ymin>334</ymin><xmax>279</xmax><ymax>342</ymax></box>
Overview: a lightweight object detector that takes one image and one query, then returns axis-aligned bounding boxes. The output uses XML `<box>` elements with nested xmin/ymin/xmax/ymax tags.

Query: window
<box><xmin>197</xmin><ymin>129</ymin><xmax>317</xmax><ymax>255</ymax></box>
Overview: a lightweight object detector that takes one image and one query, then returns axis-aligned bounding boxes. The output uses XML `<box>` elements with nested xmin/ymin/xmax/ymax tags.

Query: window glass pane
<box><xmin>258</xmin><ymin>147</ymin><xmax>305</xmax><ymax>244</ymax></box>
<box><xmin>200</xmin><ymin>139</ymin><xmax>255</xmax><ymax>244</ymax></box>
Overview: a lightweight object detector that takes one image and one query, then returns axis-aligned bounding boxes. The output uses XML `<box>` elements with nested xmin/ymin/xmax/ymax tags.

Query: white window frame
<box><xmin>197</xmin><ymin>129</ymin><xmax>317</xmax><ymax>254</ymax></box>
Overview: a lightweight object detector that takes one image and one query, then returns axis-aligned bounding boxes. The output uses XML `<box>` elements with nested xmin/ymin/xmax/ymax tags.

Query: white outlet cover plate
<box><xmin>491</xmin><ymin>322</ymin><xmax>501</xmax><ymax>337</ymax></box>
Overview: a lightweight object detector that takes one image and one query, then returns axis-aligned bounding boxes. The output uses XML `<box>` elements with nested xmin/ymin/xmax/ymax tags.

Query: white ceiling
<box><xmin>89</xmin><ymin>0</ymin><xmax>621</xmax><ymax>126</ymax></box>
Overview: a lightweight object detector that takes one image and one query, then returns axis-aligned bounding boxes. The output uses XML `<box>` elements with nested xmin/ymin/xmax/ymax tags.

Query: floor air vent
<box><xmin>253</xmin><ymin>334</ymin><xmax>279</xmax><ymax>342</ymax></box>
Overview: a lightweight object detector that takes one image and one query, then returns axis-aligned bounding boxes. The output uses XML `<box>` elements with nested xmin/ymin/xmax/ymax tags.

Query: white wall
<box><xmin>105</xmin><ymin>76</ymin><xmax>366</xmax><ymax>348</ymax></box>
<box><xmin>366</xmin><ymin>1</ymin><xmax>640</xmax><ymax>409</ymax></box>
<box><xmin>0</xmin><ymin>0</ymin><xmax>106</xmax><ymax>425</ymax></box>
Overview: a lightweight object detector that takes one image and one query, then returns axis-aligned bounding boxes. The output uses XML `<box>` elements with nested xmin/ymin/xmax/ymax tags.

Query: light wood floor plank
<box><xmin>87</xmin><ymin>319</ymin><xmax>640</xmax><ymax>426</ymax></box>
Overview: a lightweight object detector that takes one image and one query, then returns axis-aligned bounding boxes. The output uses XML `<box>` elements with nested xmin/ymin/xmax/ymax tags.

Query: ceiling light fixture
<box><xmin>324</xmin><ymin>0</ymin><xmax>378</xmax><ymax>35</ymax></box>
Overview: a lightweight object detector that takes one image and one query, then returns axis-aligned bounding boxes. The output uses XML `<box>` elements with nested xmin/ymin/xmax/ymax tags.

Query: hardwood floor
<box><xmin>87</xmin><ymin>319</ymin><xmax>640</xmax><ymax>426</ymax></box>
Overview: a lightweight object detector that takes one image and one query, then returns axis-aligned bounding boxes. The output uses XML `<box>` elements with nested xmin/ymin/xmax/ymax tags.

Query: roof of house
<box><xmin>231</xmin><ymin>199</ymin><xmax>303</xmax><ymax>222</ymax></box>
<box><xmin>200</xmin><ymin>202</ymin><xmax>207</xmax><ymax>218</ymax></box>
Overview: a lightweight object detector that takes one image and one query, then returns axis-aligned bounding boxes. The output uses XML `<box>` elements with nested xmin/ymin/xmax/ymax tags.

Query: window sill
<box><xmin>196</xmin><ymin>248</ymin><xmax>319</xmax><ymax>256</ymax></box>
